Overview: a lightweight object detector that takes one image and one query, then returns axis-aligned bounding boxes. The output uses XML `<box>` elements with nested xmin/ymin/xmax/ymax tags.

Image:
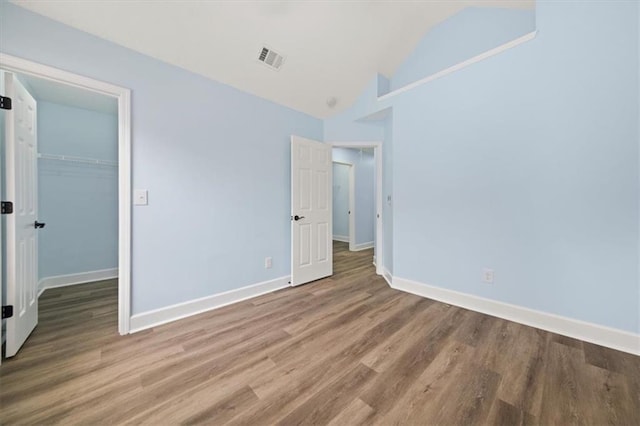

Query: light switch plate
<box><xmin>134</xmin><ymin>189</ymin><xmax>148</xmax><ymax>206</ymax></box>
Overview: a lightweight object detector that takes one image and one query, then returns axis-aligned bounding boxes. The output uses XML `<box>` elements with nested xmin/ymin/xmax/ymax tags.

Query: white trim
<box><xmin>0</xmin><ymin>53</ymin><xmax>132</xmax><ymax>335</ymax></box>
<box><xmin>348</xmin><ymin>163</ymin><xmax>355</xmax><ymax>251</ymax></box>
<box><xmin>391</xmin><ymin>276</ymin><xmax>640</xmax><ymax>356</ymax></box>
<box><xmin>117</xmin><ymin>87</ymin><xmax>132</xmax><ymax>335</ymax></box>
<box><xmin>331</xmin><ymin>141</ymin><xmax>381</xmax><ymax>148</ymax></box>
<box><xmin>382</xmin><ymin>267</ymin><xmax>393</xmax><ymax>287</ymax></box>
<box><xmin>38</xmin><ymin>268</ymin><xmax>118</xmax><ymax>296</ymax></box>
<box><xmin>353</xmin><ymin>241</ymin><xmax>374</xmax><ymax>251</ymax></box>
<box><xmin>637</xmin><ymin>0</ymin><xmax>640</xmax><ymax>348</ymax></box>
<box><xmin>378</xmin><ymin>31</ymin><xmax>537</xmax><ymax>102</ymax></box>
<box><xmin>374</xmin><ymin>145</ymin><xmax>383</xmax><ymax>275</ymax></box>
<box><xmin>130</xmin><ymin>276</ymin><xmax>291</xmax><ymax>333</ymax></box>
<box><xmin>330</xmin><ymin>141</ymin><xmax>383</xmax><ymax>276</ymax></box>
<box><xmin>333</xmin><ymin>235</ymin><xmax>349</xmax><ymax>243</ymax></box>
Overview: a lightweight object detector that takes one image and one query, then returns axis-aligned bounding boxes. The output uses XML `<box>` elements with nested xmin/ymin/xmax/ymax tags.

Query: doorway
<box><xmin>332</xmin><ymin>161</ymin><xmax>355</xmax><ymax>250</ymax></box>
<box><xmin>290</xmin><ymin>136</ymin><xmax>383</xmax><ymax>287</ymax></box>
<box><xmin>28</xmin><ymin>75</ymin><xmax>119</xmax><ymax>298</ymax></box>
<box><xmin>0</xmin><ymin>53</ymin><xmax>132</xmax><ymax>360</ymax></box>
<box><xmin>331</xmin><ymin>141</ymin><xmax>383</xmax><ymax>276</ymax></box>
<box><xmin>332</xmin><ymin>147</ymin><xmax>376</xmax><ymax>256</ymax></box>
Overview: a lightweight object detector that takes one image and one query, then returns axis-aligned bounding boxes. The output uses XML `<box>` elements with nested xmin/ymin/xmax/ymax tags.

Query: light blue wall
<box><xmin>332</xmin><ymin>148</ymin><xmax>375</xmax><ymax>246</ymax></box>
<box><xmin>332</xmin><ymin>162</ymin><xmax>349</xmax><ymax>239</ymax></box>
<box><xmin>37</xmin><ymin>101</ymin><xmax>118</xmax><ymax>279</ymax></box>
<box><xmin>387</xmin><ymin>1</ymin><xmax>639</xmax><ymax>333</ymax></box>
<box><xmin>324</xmin><ymin>77</ymin><xmax>384</xmax><ymax>142</ymax></box>
<box><xmin>2</xmin><ymin>1</ymin><xmax>638</xmax><ymax>334</ymax></box>
<box><xmin>325</xmin><ymin>1</ymin><xmax>639</xmax><ymax>334</ymax></box>
<box><xmin>0</xmin><ymin>2</ymin><xmax>323</xmax><ymax>314</ymax></box>
<box><xmin>391</xmin><ymin>7</ymin><xmax>536</xmax><ymax>91</ymax></box>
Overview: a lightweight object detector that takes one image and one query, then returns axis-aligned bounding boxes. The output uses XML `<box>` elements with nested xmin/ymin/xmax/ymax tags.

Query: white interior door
<box><xmin>291</xmin><ymin>135</ymin><xmax>332</xmax><ymax>286</ymax></box>
<box><xmin>4</xmin><ymin>72</ymin><xmax>39</xmax><ymax>358</ymax></box>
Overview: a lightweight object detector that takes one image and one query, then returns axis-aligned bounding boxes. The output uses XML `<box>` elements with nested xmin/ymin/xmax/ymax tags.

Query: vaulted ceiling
<box><xmin>10</xmin><ymin>0</ymin><xmax>534</xmax><ymax>118</ymax></box>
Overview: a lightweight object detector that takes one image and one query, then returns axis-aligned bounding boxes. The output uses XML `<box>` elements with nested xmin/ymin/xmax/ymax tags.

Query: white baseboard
<box><xmin>391</xmin><ymin>276</ymin><xmax>640</xmax><ymax>356</ymax></box>
<box><xmin>353</xmin><ymin>241</ymin><xmax>374</xmax><ymax>251</ymax></box>
<box><xmin>333</xmin><ymin>235</ymin><xmax>349</xmax><ymax>243</ymax></box>
<box><xmin>382</xmin><ymin>267</ymin><xmax>393</xmax><ymax>287</ymax></box>
<box><xmin>130</xmin><ymin>275</ymin><xmax>291</xmax><ymax>333</ymax></box>
<box><xmin>373</xmin><ymin>255</ymin><xmax>376</xmax><ymax>267</ymax></box>
<box><xmin>38</xmin><ymin>268</ymin><xmax>119</xmax><ymax>297</ymax></box>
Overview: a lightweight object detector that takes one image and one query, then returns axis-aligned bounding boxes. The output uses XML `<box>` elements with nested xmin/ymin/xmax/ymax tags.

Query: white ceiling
<box><xmin>11</xmin><ymin>0</ymin><xmax>534</xmax><ymax>118</ymax></box>
<box><xmin>19</xmin><ymin>73</ymin><xmax>118</xmax><ymax>115</ymax></box>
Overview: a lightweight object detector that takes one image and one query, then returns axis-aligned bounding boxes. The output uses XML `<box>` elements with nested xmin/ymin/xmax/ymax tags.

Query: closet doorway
<box><xmin>0</xmin><ymin>54</ymin><xmax>132</xmax><ymax>360</ymax></box>
<box><xmin>29</xmin><ymin>74</ymin><xmax>119</xmax><ymax>288</ymax></box>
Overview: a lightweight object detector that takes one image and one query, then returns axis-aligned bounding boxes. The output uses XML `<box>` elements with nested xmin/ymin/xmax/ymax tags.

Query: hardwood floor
<box><xmin>1</xmin><ymin>241</ymin><xmax>638</xmax><ymax>425</ymax></box>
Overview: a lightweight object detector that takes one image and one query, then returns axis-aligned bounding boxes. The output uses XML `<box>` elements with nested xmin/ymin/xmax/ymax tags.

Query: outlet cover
<box><xmin>134</xmin><ymin>189</ymin><xmax>148</xmax><ymax>206</ymax></box>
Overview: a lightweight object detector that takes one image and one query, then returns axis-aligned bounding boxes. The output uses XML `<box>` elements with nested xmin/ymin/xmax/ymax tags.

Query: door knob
<box><xmin>34</xmin><ymin>221</ymin><xmax>46</xmax><ymax>229</ymax></box>
<box><xmin>293</xmin><ymin>215</ymin><xmax>305</xmax><ymax>221</ymax></box>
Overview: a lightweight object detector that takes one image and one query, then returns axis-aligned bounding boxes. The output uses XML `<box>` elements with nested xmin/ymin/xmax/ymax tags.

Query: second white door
<box><xmin>291</xmin><ymin>135</ymin><xmax>332</xmax><ymax>286</ymax></box>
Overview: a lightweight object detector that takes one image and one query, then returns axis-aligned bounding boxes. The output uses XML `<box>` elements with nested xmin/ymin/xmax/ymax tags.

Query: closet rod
<box><xmin>38</xmin><ymin>153</ymin><xmax>118</xmax><ymax>167</ymax></box>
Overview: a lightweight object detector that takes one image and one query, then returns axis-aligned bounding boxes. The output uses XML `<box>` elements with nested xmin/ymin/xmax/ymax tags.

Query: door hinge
<box><xmin>2</xmin><ymin>305</ymin><xmax>14</xmax><ymax>319</ymax></box>
<box><xmin>1</xmin><ymin>201</ymin><xmax>14</xmax><ymax>214</ymax></box>
<box><xmin>0</xmin><ymin>96</ymin><xmax>12</xmax><ymax>110</ymax></box>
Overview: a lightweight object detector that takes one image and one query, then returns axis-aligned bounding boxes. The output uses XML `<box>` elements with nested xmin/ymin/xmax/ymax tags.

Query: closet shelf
<box><xmin>38</xmin><ymin>153</ymin><xmax>118</xmax><ymax>167</ymax></box>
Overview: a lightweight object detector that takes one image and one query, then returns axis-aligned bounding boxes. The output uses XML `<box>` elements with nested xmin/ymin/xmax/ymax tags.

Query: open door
<box><xmin>4</xmin><ymin>72</ymin><xmax>39</xmax><ymax>357</ymax></box>
<box><xmin>291</xmin><ymin>135</ymin><xmax>332</xmax><ymax>286</ymax></box>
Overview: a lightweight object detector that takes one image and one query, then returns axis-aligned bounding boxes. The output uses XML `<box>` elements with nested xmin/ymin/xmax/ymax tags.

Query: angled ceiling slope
<box><xmin>9</xmin><ymin>0</ymin><xmax>534</xmax><ymax>118</ymax></box>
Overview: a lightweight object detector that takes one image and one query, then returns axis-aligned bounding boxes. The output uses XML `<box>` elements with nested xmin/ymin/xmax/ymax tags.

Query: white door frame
<box><xmin>0</xmin><ymin>53</ymin><xmax>132</xmax><ymax>335</ymax></box>
<box><xmin>329</xmin><ymin>141</ymin><xmax>383</xmax><ymax>276</ymax></box>
<box><xmin>332</xmin><ymin>160</ymin><xmax>355</xmax><ymax>251</ymax></box>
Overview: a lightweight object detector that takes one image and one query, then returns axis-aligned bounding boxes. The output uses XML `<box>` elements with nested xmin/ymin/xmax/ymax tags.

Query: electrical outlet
<box><xmin>134</xmin><ymin>189</ymin><xmax>148</xmax><ymax>206</ymax></box>
<box><xmin>265</xmin><ymin>257</ymin><xmax>272</xmax><ymax>269</ymax></box>
<box><xmin>482</xmin><ymin>268</ymin><xmax>494</xmax><ymax>284</ymax></box>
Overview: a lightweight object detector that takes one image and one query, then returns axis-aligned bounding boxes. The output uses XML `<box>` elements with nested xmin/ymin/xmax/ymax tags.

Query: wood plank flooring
<box><xmin>1</xmin><ymin>241</ymin><xmax>638</xmax><ymax>425</ymax></box>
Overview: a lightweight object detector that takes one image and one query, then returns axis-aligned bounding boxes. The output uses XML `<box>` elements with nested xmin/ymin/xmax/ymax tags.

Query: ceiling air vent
<box><xmin>258</xmin><ymin>46</ymin><xmax>285</xmax><ymax>71</ymax></box>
